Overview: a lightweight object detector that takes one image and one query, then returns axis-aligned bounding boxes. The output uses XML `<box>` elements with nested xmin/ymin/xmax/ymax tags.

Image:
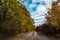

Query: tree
<box><xmin>46</xmin><ymin>1</ymin><xmax>60</xmax><ymax>34</ymax></box>
<box><xmin>0</xmin><ymin>0</ymin><xmax>35</xmax><ymax>37</ymax></box>
<box><xmin>36</xmin><ymin>1</ymin><xmax>60</xmax><ymax>36</ymax></box>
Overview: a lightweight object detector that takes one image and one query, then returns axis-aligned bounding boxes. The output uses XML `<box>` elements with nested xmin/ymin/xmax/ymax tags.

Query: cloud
<box><xmin>32</xmin><ymin>0</ymin><xmax>41</xmax><ymax>3</ymax></box>
<box><xmin>29</xmin><ymin>4</ymin><xmax>37</xmax><ymax>8</ymax></box>
<box><xmin>34</xmin><ymin>21</ymin><xmax>46</xmax><ymax>26</ymax></box>
<box><xmin>32</xmin><ymin>16</ymin><xmax>45</xmax><ymax>19</ymax></box>
<box><xmin>34</xmin><ymin>18</ymin><xmax>46</xmax><ymax>22</ymax></box>
<box><xmin>23</xmin><ymin>0</ymin><xmax>57</xmax><ymax>26</ymax></box>
<box><xmin>36</xmin><ymin>5</ymin><xmax>47</xmax><ymax>13</ymax></box>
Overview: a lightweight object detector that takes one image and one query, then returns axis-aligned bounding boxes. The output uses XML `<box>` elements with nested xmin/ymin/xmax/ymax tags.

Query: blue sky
<box><xmin>20</xmin><ymin>0</ymin><xmax>57</xmax><ymax>26</ymax></box>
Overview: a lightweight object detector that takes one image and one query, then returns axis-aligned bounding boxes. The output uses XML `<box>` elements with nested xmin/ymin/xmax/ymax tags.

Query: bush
<box><xmin>36</xmin><ymin>24</ymin><xmax>60</xmax><ymax>36</ymax></box>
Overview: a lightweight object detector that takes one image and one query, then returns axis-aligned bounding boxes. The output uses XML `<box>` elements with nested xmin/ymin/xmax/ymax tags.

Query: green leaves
<box><xmin>0</xmin><ymin>0</ymin><xmax>35</xmax><ymax>37</ymax></box>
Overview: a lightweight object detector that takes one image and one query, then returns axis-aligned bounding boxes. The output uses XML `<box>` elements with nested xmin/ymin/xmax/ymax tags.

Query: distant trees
<box><xmin>37</xmin><ymin>24</ymin><xmax>57</xmax><ymax>35</ymax></box>
<box><xmin>0</xmin><ymin>0</ymin><xmax>35</xmax><ymax>38</ymax></box>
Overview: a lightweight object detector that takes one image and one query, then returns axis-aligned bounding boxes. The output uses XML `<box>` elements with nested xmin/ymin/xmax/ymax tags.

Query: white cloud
<box><xmin>36</xmin><ymin>5</ymin><xmax>47</xmax><ymax>12</ymax></box>
<box><xmin>29</xmin><ymin>4</ymin><xmax>37</xmax><ymax>8</ymax></box>
<box><xmin>34</xmin><ymin>18</ymin><xmax>46</xmax><ymax>22</ymax></box>
<box><xmin>32</xmin><ymin>0</ymin><xmax>41</xmax><ymax>3</ymax></box>
<box><xmin>34</xmin><ymin>21</ymin><xmax>46</xmax><ymax>26</ymax></box>
<box><xmin>32</xmin><ymin>0</ymin><xmax>57</xmax><ymax>4</ymax></box>
<box><xmin>23</xmin><ymin>0</ymin><xmax>57</xmax><ymax>26</ymax></box>
<box><xmin>32</xmin><ymin>16</ymin><xmax>45</xmax><ymax>19</ymax></box>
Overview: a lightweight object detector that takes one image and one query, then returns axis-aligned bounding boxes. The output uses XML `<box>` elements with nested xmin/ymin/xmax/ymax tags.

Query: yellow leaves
<box><xmin>21</xmin><ymin>20</ymin><xmax>26</xmax><ymax>25</ymax></box>
<box><xmin>0</xmin><ymin>0</ymin><xmax>35</xmax><ymax>34</ymax></box>
<box><xmin>47</xmin><ymin>1</ymin><xmax>60</xmax><ymax>29</ymax></box>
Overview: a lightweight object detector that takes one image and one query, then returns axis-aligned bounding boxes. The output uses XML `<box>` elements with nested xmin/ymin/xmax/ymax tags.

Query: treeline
<box><xmin>36</xmin><ymin>0</ymin><xmax>60</xmax><ymax>37</ymax></box>
<box><xmin>36</xmin><ymin>24</ymin><xmax>60</xmax><ymax>35</ymax></box>
<box><xmin>0</xmin><ymin>0</ymin><xmax>35</xmax><ymax>38</ymax></box>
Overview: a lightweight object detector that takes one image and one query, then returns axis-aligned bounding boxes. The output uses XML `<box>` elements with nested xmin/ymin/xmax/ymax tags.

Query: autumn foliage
<box><xmin>36</xmin><ymin>1</ymin><xmax>60</xmax><ymax>37</ymax></box>
<box><xmin>0</xmin><ymin>0</ymin><xmax>35</xmax><ymax>38</ymax></box>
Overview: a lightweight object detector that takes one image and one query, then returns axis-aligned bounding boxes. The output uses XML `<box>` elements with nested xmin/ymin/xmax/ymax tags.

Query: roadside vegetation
<box><xmin>0</xmin><ymin>0</ymin><xmax>36</xmax><ymax>39</ymax></box>
<box><xmin>36</xmin><ymin>0</ymin><xmax>60</xmax><ymax>38</ymax></box>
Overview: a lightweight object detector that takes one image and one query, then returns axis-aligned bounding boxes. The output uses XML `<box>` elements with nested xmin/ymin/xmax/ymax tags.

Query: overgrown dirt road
<box><xmin>5</xmin><ymin>31</ymin><xmax>60</xmax><ymax>40</ymax></box>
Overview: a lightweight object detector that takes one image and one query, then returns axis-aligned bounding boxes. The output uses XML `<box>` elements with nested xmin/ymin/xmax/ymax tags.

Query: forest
<box><xmin>0</xmin><ymin>0</ymin><xmax>36</xmax><ymax>39</ymax></box>
<box><xmin>0</xmin><ymin>0</ymin><xmax>60</xmax><ymax>40</ymax></box>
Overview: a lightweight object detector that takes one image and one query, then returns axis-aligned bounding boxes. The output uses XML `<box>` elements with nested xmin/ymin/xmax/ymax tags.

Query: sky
<box><xmin>20</xmin><ymin>0</ymin><xmax>57</xmax><ymax>26</ymax></box>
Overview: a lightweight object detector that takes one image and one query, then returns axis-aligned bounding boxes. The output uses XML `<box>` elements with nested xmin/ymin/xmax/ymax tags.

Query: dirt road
<box><xmin>5</xmin><ymin>31</ymin><xmax>60</xmax><ymax>40</ymax></box>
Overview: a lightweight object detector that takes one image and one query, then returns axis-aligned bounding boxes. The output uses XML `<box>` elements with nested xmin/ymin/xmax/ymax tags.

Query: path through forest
<box><xmin>5</xmin><ymin>31</ymin><xmax>60</xmax><ymax>40</ymax></box>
